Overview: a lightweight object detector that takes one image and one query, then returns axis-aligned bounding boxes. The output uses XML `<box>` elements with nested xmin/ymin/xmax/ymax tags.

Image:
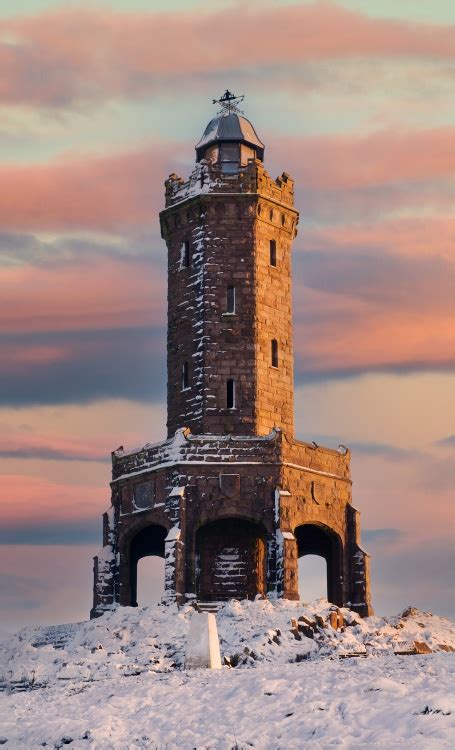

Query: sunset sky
<box><xmin>1</xmin><ymin>0</ymin><xmax>454</xmax><ymax>630</ymax></box>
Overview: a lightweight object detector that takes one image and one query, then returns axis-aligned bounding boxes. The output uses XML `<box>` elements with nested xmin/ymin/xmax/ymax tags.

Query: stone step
<box><xmin>196</xmin><ymin>601</ymin><xmax>224</xmax><ymax>613</ymax></box>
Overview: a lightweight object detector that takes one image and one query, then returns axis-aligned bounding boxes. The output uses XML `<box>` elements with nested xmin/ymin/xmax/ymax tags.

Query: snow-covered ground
<box><xmin>1</xmin><ymin>600</ymin><xmax>455</xmax><ymax>749</ymax></box>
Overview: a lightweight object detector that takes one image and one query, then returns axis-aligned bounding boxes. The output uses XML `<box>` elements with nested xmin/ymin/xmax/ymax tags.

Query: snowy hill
<box><xmin>1</xmin><ymin>600</ymin><xmax>455</xmax><ymax>748</ymax></box>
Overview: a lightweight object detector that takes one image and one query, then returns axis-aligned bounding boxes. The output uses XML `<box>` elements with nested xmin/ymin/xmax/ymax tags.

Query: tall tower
<box><xmin>163</xmin><ymin>93</ymin><xmax>297</xmax><ymax>438</ymax></box>
<box><xmin>90</xmin><ymin>93</ymin><xmax>373</xmax><ymax>618</ymax></box>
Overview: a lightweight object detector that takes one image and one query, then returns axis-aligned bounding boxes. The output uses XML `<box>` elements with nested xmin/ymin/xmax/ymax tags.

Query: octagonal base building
<box><xmin>91</xmin><ymin>96</ymin><xmax>373</xmax><ymax>618</ymax></box>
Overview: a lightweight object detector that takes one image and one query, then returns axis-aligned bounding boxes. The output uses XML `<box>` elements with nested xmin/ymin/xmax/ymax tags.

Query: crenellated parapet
<box><xmin>163</xmin><ymin>158</ymin><xmax>296</xmax><ymax>212</ymax></box>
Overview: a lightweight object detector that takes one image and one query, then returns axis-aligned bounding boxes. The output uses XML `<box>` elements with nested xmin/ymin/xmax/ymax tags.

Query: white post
<box><xmin>185</xmin><ymin>612</ymin><xmax>222</xmax><ymax>669</ymax></box>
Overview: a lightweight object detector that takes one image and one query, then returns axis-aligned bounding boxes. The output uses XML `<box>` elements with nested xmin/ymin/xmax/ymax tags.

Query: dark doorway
<box><xmin>129</xmin><ymin>525</ymin><xmax>167</xmax><ymax>607</ymax></box>
<box><xmin>196</xmin><ymin>518</ymin><xmax>266</xmax><ymax>601</ymax></box>
<box><xmin>294</xmin><ymin>523</ymin><xmax>343</xmax><ymax>606</ymax></box>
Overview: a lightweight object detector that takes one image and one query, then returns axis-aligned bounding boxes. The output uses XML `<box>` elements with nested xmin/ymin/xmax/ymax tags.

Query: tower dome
<box><xmin>195</xmin><ymin>91</ymin><xmax>265</xmax><ymax>171</ymax></box>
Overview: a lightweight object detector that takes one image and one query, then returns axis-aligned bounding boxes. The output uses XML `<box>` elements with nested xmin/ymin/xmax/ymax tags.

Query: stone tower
<box><xmin>91</xmin><ymin>92</ymin><xmax>373</xmax><ymax>618</ymax></box>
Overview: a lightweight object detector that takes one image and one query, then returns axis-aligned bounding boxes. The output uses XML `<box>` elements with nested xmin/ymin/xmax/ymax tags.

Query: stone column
<box><xmin>346</xmin><ymin>504</ymin><xmax>373</xmax><ymax>617</ymax></box>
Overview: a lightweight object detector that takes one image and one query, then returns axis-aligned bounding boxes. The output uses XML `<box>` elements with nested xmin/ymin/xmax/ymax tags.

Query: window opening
<box><xmin>227</xmin><ymin>286</ymin><xmax>235</xmax><ymax>314</ymax></box>
<box><xmin>227</xmin><ymin>379</ymin><xmax>235</xmax><ymax>409</ymax></box>
<box><xmin>270</xmin><ymin>239</ymin><xmax>277</xmax><ymax>267</ymax></box>
<box><xmin>271</xmin><ymin>339</ymin><xmax>279</xmax><ymax>368</ymax></box>
<box><xmin>182</xmin><ymin>362</ymin><xmax>189</xmax><ymax>390</ymax></box>
<box><xmin>182</xmin><ymin>240</ymin><xmax>190</xmax><ymax>267</ymax></box>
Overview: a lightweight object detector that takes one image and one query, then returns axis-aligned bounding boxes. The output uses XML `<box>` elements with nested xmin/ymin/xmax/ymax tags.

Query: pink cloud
<box><xmin>0</xmin><ymin>254</ymin><xmax>166</xmax><ymax>333</ymax></box>
<box><xmin>305</xmin><ymin>217</ymin><xmax>455</xmax><ymax>260</ymax></box>
<box><xmin>2</xmin><ymin>474</ymin><xmax>105</xmax><ymax>526</ymax></box>
<box><xmin>281</xmin><ymin>127</ymin><xmax>455</xmax><ymax>191</ymax></box>
<box><xmin>0</xmin><ymin>126</ymin><xmax>453</xmax><ymax>232</ymax></box>
<box><xmin>0</xmin><ymin>4</ymin><xmax>454</xmax><ymax>107</ymax></box>
<box><xmin>0</xmin><ymin>431</ymin><xmax>110</xmax><ymax>462</ymax></box>
<box><xmin>0</xmin><ymin>146</ymin><xmax>176</xmax><ymax>231</ymax></box>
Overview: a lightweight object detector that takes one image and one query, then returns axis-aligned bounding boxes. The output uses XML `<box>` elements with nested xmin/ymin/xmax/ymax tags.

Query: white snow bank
<box><xmin>1</xmin><ymin>601</ymin><xmax>454</xmax><ymax>748</ymax></box>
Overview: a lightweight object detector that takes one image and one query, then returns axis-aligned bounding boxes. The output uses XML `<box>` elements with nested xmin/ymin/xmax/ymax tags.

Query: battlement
<box><xmin>111</xmin><ymin>428</ymin><xmax>350</xmax><ymax>483</ymax></box>
<box><xmin>163</xmin><ymin>159</ymin><xmax>295</xmax><ymax>210</ymax></box>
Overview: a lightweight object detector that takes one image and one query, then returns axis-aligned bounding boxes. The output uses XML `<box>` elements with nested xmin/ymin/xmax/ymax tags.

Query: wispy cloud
<box><xmin>0</xmin><ymin>5</ymin><xmax>454</xmax><ymax>108</ymax></box>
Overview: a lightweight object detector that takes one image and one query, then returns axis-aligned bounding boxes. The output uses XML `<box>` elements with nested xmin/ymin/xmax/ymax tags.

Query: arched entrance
<box><xmin>129</xmin><ymin>524</ymin><xmax>167</xmax><ymax>607</ymax></box>
<box><xmin>196</xmin><ymin>518</ymin><xmax>266</xmax><ymax>601</ymax></box>
<box><xmin>294</xmin><ymin>523</ymin><xmax>343</xmax><ymax>606</ymax></box>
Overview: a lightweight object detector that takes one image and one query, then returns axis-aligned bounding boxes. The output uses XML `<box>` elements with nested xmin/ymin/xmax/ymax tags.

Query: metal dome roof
<box><xmin>195</xmin><ymin>111</ymin><xmax>265</xmax><ymax>161</ymax></box>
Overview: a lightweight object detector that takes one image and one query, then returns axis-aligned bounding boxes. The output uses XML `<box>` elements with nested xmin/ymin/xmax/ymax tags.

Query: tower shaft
<box><xmin>161</xmin><ymin>160</ymin><xmax>298</xmax><ymax>437</ymax></box>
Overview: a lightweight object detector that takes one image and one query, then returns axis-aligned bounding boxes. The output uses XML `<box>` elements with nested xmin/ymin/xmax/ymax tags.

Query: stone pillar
<box><xmin>282</xmin><ymin>532</ymin><xmax>299</xmax><ymax>601</ymax></box>
<box><xmin>346</xmin><ymin>504</ymin><xmax>373</xmax><ymax>617</ymax></box>
<box><xmin>90</xmin><ymin>508</ymin><xmax>117</xmax><ymax>619</ymax></box>
<box><xmin>164</xmin><ymin>526</ymin><xmax>186</xmax><ymax>604</ymax></box>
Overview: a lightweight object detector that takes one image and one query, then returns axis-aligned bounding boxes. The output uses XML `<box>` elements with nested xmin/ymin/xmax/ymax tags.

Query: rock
<box><xmin>414</xmin><ymin>641</ymin><xmax>432</xmax><ymax>654</ymax></box>
<box><xmin>394</xmin><ymin>641</ymin><xmax>432</xmax><ymax>656</ymax></box>
<box><xmin>314</xmin><ymin>615</ymin><xmax>325</xmax><ymax>628</ymax></box>
<box><xmin>401</xmin><ymin>606</ymin><xmax>419</xmax><ymax>618</ymax></box>
<box><xmin>298</xmin><ymin>624</ymin><xmax>314</xmax><ymax>639</ymax></box>
<box><xmin>329</xmin><ymin>610</ymin><xmax>344</xmax><ymax>630</ymax></box>
<box><xmin>298</xmin><ymin>615</ymin><xmax>316</xmax><ymax>629</ymax></box>
<box><xmin>438</xmin><ymin>644</ymin><xmax>455</xmax><ymax>653</ymax></box>
<box><xmin>185</xmin><ymin>611</ymin><xmax>222</xmax><ymax>669</ymax></box>
<box><xmin>0</xmin><ymin>739</ymin><xmax>7</xmax><ymax>745</ymax></box>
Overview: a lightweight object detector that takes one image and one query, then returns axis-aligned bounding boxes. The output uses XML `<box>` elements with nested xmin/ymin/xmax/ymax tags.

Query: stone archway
<box><xmin>196</xmin><ymin>518</ymin><xmax>267</xmax><ymax>601</ymax></box>
<box><xmin>128</xmin><ymin>524</ymin><xmax>167</xmax><ymax>607</ymax></box>
<box><xmin>294</xmin><ymin>523</ymin><xmax>343</xmax><ymax>606</ymax></box>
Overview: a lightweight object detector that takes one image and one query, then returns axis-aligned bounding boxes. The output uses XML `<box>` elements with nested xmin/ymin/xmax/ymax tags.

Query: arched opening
<box><xmin>136</xmin><ymin>556</ymin><xmax>165</xmax><ymax>608</ymax></box>
<box><xmin>129</xmin><ymin>524</ymin><xmax>167</xmax><ymax>607</ymax></box>
<box><xmin>295</xmin><ymin>523</ymin><xmax>343</xmax><ymax>606</ymax></box>
<box><xmin>196</xmin><ymin>518</ymin><xmax>266</xmax><ymax>601</ymax></box>
<box><xmin>298</xmin><ymin>555</ymin><xmax>328</xmax><ymax>603</ymax></box>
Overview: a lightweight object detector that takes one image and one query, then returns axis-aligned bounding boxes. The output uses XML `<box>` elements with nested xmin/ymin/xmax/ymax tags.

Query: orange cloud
<box><xmin>0</xmin><ymin>5</ymin><xmax>454</xmax><ymax>106</ymax></box>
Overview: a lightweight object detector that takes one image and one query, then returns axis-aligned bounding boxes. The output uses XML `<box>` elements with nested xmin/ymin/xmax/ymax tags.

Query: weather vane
<box><xmin>212</xmin><ymin>89</ymin><xmax>245</xmax><ymax>115</ymax></box>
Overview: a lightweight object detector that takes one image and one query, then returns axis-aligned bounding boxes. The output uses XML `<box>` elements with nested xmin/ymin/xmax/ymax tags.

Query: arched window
<box><xmin>271</xmin><ymin>339</ymin><xmax>278</xmax><ymax>368</ymax></box>
<box><xmin>227</xmin><ymin>379</ymin><xmax>235</xmax><ymax>409</ymax></box>
<box><xmin>182</xmin><ymin>362</ymin><xmax>189</xmax><ymax>390</ymax></box>
<box><xmin>269</xmin><ymin>208</ymin><xmax>274</xmax><ymax>221</ymax></box>
<box><xmin>269</xmin><ymin>239</ymin><xmax>277</xmax><ymax>267</ymax></box>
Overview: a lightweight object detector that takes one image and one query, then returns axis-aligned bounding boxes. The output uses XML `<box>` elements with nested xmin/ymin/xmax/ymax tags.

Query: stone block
<box><xmin>185</xmin><ymin>612</ymin><xmax>222</xmax><ymax>669</ymax></box>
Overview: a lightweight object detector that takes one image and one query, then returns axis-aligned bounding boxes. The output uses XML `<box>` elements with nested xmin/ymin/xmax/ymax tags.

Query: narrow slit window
<box><xmin>271</xmin><ymin>339</ymin><xmax>279</xmax><ymax>368</ymax></box>
<box><xmin>182</xmin><ymin>362</ymin><xmax>189</xmax><ymax>390</ymax></box>
<box><xmin>270</xmin><ymin>239</ymin><xmax>277</xmax><ymax>267</ymax></box>
<box><xmin>182</xmin><ymin>240</ymin><xmax>190</xmax><ymax>268</ymax></box>
<box><xmin>227</xmin><ymin>286</ymin><xmax>235</xmax><ymax>314</ymax></box>
<box><xmin>227</xmin><ymin>379</ymin><xmax>235</xmax><ymax>409</ymax></box>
